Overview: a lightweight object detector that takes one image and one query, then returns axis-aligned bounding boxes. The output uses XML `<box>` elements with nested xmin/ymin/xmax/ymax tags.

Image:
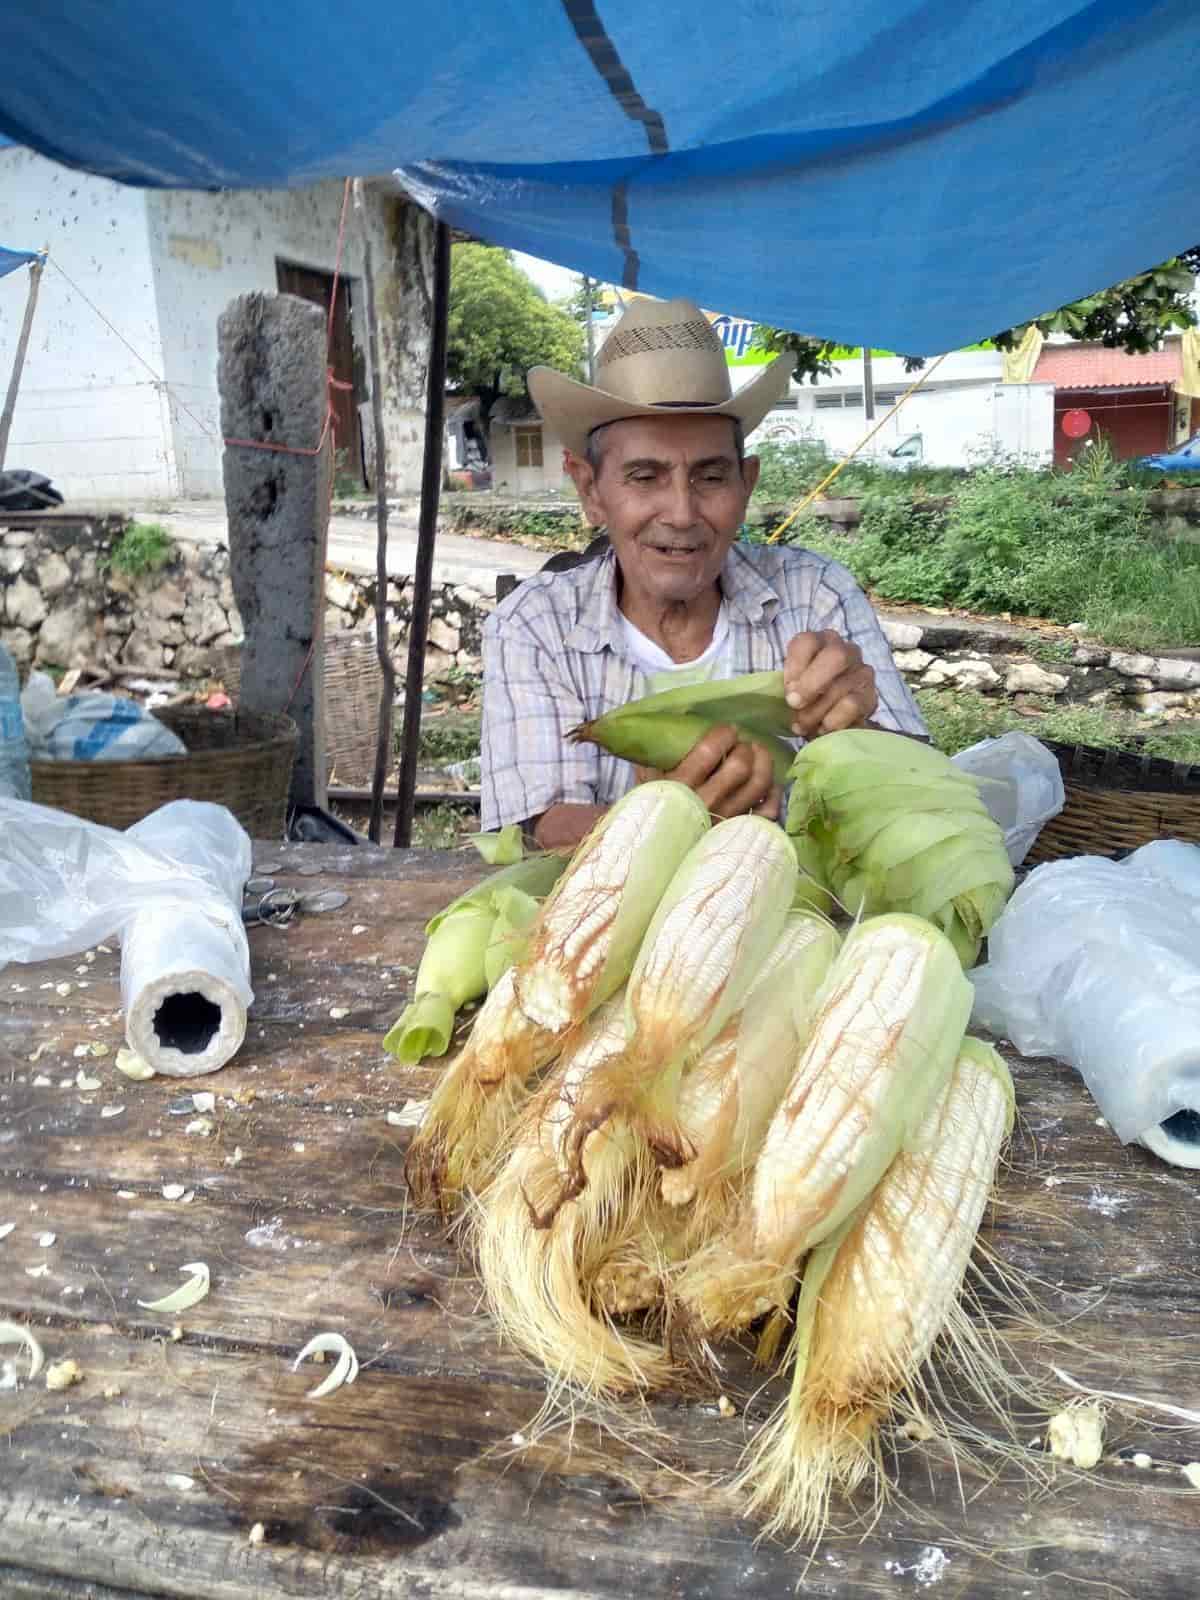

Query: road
<box><xmin>139</xmin><ymin>499</ymin><xmax>548</xmax><ymax>589</ymax></box>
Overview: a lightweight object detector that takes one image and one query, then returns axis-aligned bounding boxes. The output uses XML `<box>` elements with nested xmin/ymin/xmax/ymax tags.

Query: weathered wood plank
<box><xmin>2</xmin><ymin>1322</ymin><xmax>1199</xmax><ymax>1600</ymax></box>
<box><xmin>5</xmin><ymin>848</ymin><xmax>1200</xmax><ymax>1599</ymax></box>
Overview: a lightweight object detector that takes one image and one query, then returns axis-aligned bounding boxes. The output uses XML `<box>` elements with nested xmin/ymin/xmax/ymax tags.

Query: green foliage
<box><xmin>447</xmin><ymin>244</ymin><xmax>584</xmax><ymax>420</ymax></box>
<box><xmin>993</xmin><ymin>251</ymin><xmax>1200</xmax><ymax>353</ymax></box>
<box><xmin>748</xmin><ymin>436</ymin><xmax>965</xmax><ymax>508</ymax></box>
<box><xmin>106</xmin><ymin>521</ymin><xmax>173</xmax><ymax>579</ymax></box>
<box><xmin>446</xmin><ymin>499</ymin><xmax>590</xmax><ymax>551</ymax></box>
<box><xmin>918</xmin><ymin>688</ymin><xmax>1200</xmax><ymax>766</ymax></box>
<box><xmin>805</xmin><ymin>447</ymin><xmax>1200</xmax><ymax>649</ymax></box>
<box><xmin>412</xmin><ymin>802</ymin><xmax>479</xmax><ymax>850</ymax></box>
<box><xmin>417</xmin><ymin>710</ymin><xmax>482</xmax><ymax>767</ymax></box>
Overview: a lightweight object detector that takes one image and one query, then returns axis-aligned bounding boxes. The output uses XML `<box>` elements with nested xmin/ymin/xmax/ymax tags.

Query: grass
<box><xmin>416</xmin><ymin>709</ymin><xmax>482</xmax><ymax>766</ymax></box>
<box><xmin>412</xmin><ymin>802</ymin><xmax>479</xmax><ymax>850</ymax></box>
<box><xmin>917</xmin><ymin>687</ymin><xmax>1200</xmax><ymax>764</ymax></box>
<box><xmin>105</xmin><ymin>521</ymin><xmax>174</xmax><ymax>579</ymax></box>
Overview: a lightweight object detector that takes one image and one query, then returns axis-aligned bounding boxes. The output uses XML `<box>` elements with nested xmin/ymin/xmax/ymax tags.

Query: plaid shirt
<box><xmin>480</xmin><ymin>544</ymin><xmax>926</xmax><ymax>830</ymax></box>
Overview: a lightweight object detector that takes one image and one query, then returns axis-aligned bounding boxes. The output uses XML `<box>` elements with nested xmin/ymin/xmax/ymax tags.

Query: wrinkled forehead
<box><xmin>592</xmin><ymin>412</ymin><xmax>742</xmax><ymax>469</ymax></box>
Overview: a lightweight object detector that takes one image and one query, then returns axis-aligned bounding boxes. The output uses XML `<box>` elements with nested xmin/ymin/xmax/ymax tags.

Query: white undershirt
<box><xmin>617</xmin><ymin>603</ymin><xmax>733</xmax><ymax>693</ymax></box>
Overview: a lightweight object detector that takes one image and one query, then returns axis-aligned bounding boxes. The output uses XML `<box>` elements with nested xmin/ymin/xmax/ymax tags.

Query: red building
<box><xmin>1032</xmin><ymin>342</ymin><xmax>1200</xmax><ymax>467</ymax></box>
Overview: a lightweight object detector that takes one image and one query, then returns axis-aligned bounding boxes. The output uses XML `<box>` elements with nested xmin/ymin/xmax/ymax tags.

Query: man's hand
<box><xmin>784</xmin><ymin>629</ymin><xmax>878</xmax><ymax>739</ymax></box>
<box><xmin>637</xmin><ymin>723</ymin><xmax>780</xmax><ymax>821</ymax></box>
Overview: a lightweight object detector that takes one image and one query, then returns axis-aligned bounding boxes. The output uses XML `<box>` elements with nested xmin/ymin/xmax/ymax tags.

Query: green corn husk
<box><xmin>786</xmin><ymin>728</ymin><xmax>1014</xmax><ymax>968</ymax></box>
<box><xmin>569</xmin><ymin>670</ymin><xmax>797</xmax><ymax>783</ymax></box>
<box><xmin>383</xmin><ymin>852</ymin><xmax>568</xmax><ymax>1064</ymax></box>
<box><xmin>470</xmin><ymin>824</ymin><xmax>525</xmax><ymax>865</ymax></box>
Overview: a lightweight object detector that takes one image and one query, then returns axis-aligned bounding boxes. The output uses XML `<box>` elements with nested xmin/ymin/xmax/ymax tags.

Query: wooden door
<box><xmin>276</xmin><ymin>259</ymin><xmax>365</xmax><ymax>485</ymax></box>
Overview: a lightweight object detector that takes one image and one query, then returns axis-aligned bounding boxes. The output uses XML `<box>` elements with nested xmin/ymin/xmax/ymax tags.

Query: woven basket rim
<box><xmin>29</xmin><ymin>707</ymin><xmax>297</xmax><ymax>775</ymax></box>
<box><xmin>1040</xmin><ymin>736</ymin><xmax>1200</xmax><ymax>795</ymax></box>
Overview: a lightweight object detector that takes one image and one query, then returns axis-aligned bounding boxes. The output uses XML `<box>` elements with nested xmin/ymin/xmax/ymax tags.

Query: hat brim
<box><xmin>527</xmin><ymin>353</ymin><xmax>794</xmax><ymax>459</ymax></box>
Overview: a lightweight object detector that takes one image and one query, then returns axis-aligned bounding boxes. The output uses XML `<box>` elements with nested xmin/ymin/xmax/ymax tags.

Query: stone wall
<box><xmin>4</xmin><ymin>518</ymin><xmax>1198</xmax><ymax>723</ymax></box>
<box><xmin>879</xmin><ymin>615</ymin><xmax>1200</xmax><ymax>721</ymax></box>
<box><xmin>0</xmin><ymin>517</ymin><xmax>496</xmax><ymax>684</ymax></box>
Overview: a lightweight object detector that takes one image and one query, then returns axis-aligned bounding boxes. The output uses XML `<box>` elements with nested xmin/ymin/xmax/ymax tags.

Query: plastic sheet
<box><xmin>971</xmin><ymin>843</ymin><xmax>1200</xmax><ymax>1164</ymax></box>
<box><xmin>0</xmin><ymin>797</ymin><xmax>253</xmax><ymax>1077</ymax></box>
<box><xmin>950</xmin><ymin>732</ymin><xmax>1064</xmax><ymax>866</ymax></box>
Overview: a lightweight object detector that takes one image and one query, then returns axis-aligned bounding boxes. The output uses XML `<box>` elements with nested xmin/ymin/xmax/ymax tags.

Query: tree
<box><xmin>753</xmin><ymin>248</ymin><xmax>1200</xmax><ymax>379</ymax></box>
<box><xmin>446</xmin><ymin>244</ymin><xmax>584</xmax><ymax>449</ymax></box>
<box><xmin>992</xmin><ymin>250</ymin><xmax>1200</xmax><ymax>353</ymax></box>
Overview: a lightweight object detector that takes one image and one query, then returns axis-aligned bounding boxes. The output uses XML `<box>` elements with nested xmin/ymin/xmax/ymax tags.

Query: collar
<box><xmin>563</xmin><ymin>543</ymin><xmax>781</xmax><ymax>654</ymax></box>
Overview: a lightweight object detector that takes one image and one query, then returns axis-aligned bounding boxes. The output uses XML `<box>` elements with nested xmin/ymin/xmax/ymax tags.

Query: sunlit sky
<box><xmin>513</xmin><ymin>251</ymin><xmax>579</xmax><ymax>303</ymax></box>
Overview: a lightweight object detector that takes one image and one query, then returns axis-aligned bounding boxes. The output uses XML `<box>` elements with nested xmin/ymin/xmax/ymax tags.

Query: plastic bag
<box><xmin>971</xmin><ymin>842</ymin><xmax>1200</xmax><ymax>1162</ymax></box>
<box><xmin>950</xmin><ymin>731</ymin><xmax>1064</xmax><ymax>866</ymax></box>
<box><xmin>20</xmin><ymin>670</ymin><xmax>187</xmax><ymax>762</ymax></box>
<box><xmin>0</xmin><ymin>796</ymin><xmax>253</xmax><ymax>1076</ymax></box>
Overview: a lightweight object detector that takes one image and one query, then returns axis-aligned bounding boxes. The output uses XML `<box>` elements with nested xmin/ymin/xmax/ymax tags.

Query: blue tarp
<box><xmin>0</xmin><ymin>2</ymin><xmax>1196</xmax><ymax>350</ymax></box>
<box><xmin>0</xmin><ymin>246</ymin><xmax>39</xmax><ymax>280</ymax></box>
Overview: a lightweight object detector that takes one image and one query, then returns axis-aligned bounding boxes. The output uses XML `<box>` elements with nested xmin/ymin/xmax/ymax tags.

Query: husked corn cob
<box><xmin>408</xmin><ymin>782</ymin><xmax>707</xmax><ymax>1209</ymax></box>
<box><xmin>663</xmin><ymin>911</ymin><xmax>841</xmax><ymax>1209</ymax></box>
<box><xmin>555</xmin><ymin>816</ymin><xmax>799</xmax><ymax>1198</ymax></box>
<box><xmin>405</xmin><ymin>964</ymin><xmax>561</xmax><ymax>1208</ymax></box>
<box><xmin>736</xmin><ymin>1037</ymin><xmax>1014</xmax><ymax>1541</ymax></box>
<box><xmin>678</xmin><ymin>914</ymin><xmax>972</xmax><ymax>1332</ymax></box>
<box><xmin>471</xmin><ymin>996</ymin><xmax>678</xmax><ymax>1396</ymax></box>
<box><xmin>515</xmin><ymin>781</ymin><xmax>710</xmax><ymax>1033</ymax></box>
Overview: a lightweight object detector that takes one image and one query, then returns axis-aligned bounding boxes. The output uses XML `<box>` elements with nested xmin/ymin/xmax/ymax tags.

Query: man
<box><xmin>480</xmin><ymin>297</ymin><xmax>925</xmax><ymax>848</ymax></box>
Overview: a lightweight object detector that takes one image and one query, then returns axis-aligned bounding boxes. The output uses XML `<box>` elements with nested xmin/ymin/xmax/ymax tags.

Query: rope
<box><xmin>45</xmin><ymin>256</ymin><xmax>219</xmax><ymax>444</ymax></box>
<box><xmin>767</xmin><ymin>353</ymin><xmax>950</xmax><ymax>543</ymax></box>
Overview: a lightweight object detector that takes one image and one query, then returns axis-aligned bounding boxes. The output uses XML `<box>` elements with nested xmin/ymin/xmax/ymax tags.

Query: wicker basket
<box><xmin>219</xmin><ymin>630</ymin><xmax>383</xmax><ymax>789</ymax></box>
<box><xmin>30</xmin><ymin>707</ymin><xmax>297</xmax><ymax>838</ymax></box>
<box><xmin>1026</xmin><ymin>739</ymin><xmax>1200</xmax><ymax>863</ymax></box>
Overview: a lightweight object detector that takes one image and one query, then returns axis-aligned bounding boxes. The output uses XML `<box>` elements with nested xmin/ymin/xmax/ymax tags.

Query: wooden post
<box><xmin>0</xmin><ymin>254</ymin><xmax>46</xmax><ymax>471</ymax></box>
<box><xmin>393</xmin><ymin>219</ymin><xmax>451</xmax><ymax>849</ymax></box>
<box><xmin>354</xmin><ymin>181</ymin><xmax>396</xmax><ymax>846</ymax></box>
<box><xmin>218</xmin><ymin>291</ymin><xmax>331</xmax><ymax>814</ymax></box>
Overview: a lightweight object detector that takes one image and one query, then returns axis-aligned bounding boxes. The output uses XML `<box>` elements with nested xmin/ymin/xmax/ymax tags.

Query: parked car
<box><xmin>1136</xmin><ymin>430</ymin><xmax>1200</xmax><ymax>474</ymax></box>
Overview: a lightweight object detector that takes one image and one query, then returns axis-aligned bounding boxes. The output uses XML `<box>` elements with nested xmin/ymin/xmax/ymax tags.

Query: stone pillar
<box><xmin>218</xmin><ymin>293</ymin><xmax>330</xmax><ymax>811</ymax></box>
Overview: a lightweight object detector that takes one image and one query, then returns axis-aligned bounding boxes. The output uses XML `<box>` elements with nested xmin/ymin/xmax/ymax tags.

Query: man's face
<box><xmin>569</xmin><ymin>414</ymin><xmax>760</xmax><ymax>608</ymax></box>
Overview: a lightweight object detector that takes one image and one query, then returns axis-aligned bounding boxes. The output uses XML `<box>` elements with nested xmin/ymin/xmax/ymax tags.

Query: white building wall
<box><xmin>490</xmin><ymin>420</ymin><xmax>572</xmax><ymax>494</ymax></box>
<box><xmin>0</xmin><ymin>148</ymin><xmax>174</xmax><ymax>501</ymax></box>
<box><xmin>752</xmin><ymin>349</ymin><xmax>1052</xmax><ymax>468</ymax></box>
<box><xmin>144</xmin><ymin>182</ymin><xmax>378</xmax><ymax>499</ymax></box>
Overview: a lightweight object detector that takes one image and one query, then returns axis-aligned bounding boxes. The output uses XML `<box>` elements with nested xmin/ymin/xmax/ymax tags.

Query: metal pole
<box><xmin>354</xmin><ymin>181</ymin><xmax>396</xmax><ymax>846</ymax></box>
<box><xmin>584</xmin><ymin>275</ymin><xmax>596</xmax><ymax>384</ymax></box>
<box><xmin>0</xmin><ymin>254</ymin><xmax>46</xmax><ymax>470</ymax></box>
<box><xmin>393</xmin><ymin>218</ymin><xmax>451</xmax><ymax>849</ymax></box>
<box><xmin>862</xmin><ymin>344</ymin><xmax>875</xmax><ymax>422</ymax></box>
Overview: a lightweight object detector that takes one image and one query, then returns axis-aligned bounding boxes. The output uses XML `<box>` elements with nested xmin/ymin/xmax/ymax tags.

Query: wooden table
<box><xmin>2</xmin><ymin>843</ymin><xmax>1198</xmax><ymax>1599</ymax></box>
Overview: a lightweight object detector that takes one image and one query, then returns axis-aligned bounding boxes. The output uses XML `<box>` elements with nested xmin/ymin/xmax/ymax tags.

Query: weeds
<box><xmin>917</xmin><ymin>688</ymin><xmax>1200</xmax><ymax>764</ymax></box>
<box><xmin>105</xmin><ymin>521</ymin><xmax>173</xmax><ymax>579</ymax></box>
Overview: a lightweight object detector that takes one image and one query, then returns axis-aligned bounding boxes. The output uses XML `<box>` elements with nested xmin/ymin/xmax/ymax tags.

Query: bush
<box><xmin>106</xmin><ymin>521</ymin><xmax>174</xmax><ymax>579</ymax></box>
<box><xmin>793</xmin><ymin>447</ymin><xmax>1200</xmax><ymax>648</ymax></box>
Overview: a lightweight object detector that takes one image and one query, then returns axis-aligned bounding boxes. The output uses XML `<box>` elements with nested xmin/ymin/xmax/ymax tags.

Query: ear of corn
<box><xmin>678</xmin><ymin>913</ymin><xmax>972</xmax><ymax>1332</ymax></box>
<box><xmin>384</xmin><ymin>852</ymin><xmax>568</xmax><ymax>1065</ymax></box>
<box><xmin>663</xmin><ymin>911</ymin><xmax>842</xmax><ymax>1211</ymax></box>
<box><xmin>569</xmin><ymin>670</ymin><xmax>797</xmax><ymax>783</ymax></box>
<box><xmin>514</xmin><ymin>780</ymin><xmax>710</xmax><ymax>1034</ymax></box>
<box><xmin>553</xmin><ymin>815</ymin><xmax>799</xmax><ymax>1213</ymax></box>
<box><xmin>786</xmin><ymin>728</ymin><xmax>1013</xmax><ymax>968</ymax></box>
<box><xmin>404</xmin><ymin>964</ymin><xmax>561</xmax><ymax>1208</ymax></box>
<box><xmin>471</xmin><ymin>996</ymin><xmax>678</xmax><ymax>1397</ymax></box>
<box><xmin>735</xmin><ymin>1036</ymin><xmax>1014</xmax><ymax>1542</ymax></box>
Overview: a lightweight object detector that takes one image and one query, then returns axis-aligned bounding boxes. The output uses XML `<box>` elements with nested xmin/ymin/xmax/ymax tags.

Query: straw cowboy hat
<box><xmin>527</xmin><ymin>296</ymin><xmax>793</xmax><ymax>458</ymax></box>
